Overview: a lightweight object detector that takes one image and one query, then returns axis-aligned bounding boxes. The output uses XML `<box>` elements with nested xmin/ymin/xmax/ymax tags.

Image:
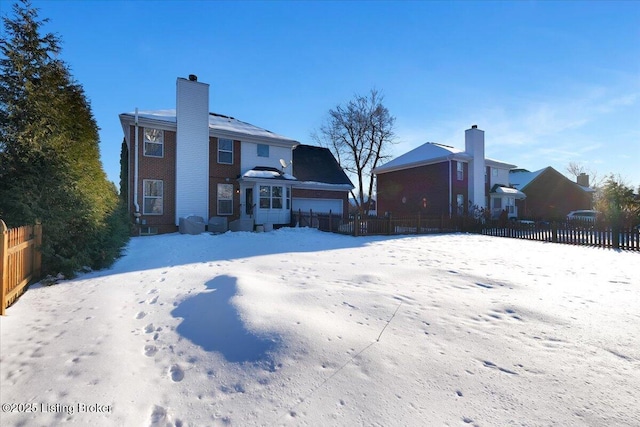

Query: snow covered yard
<box><xmin>1</xmin><ymin>228</ymin><xmax>638</xmax><ymax>427</ymax></box>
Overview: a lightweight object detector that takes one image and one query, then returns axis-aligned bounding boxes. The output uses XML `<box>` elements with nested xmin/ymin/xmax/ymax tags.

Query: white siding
<box><xmin>490</xmin><ymin>167</ymin><xmax>510</xmax><ymax>187</ymax></box>
<box><xmin>175</xmin><ymin>78</ymin><xmax>210</xmax><ymax>224</ymax></box>
<box><xmin>241</xmin><ymin>143</ymin><xmax>292</xmax><ymax>174</ymax></box>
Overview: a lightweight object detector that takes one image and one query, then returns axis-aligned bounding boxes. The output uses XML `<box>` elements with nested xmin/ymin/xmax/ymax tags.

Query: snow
<box><xmin>375</xmin><ymin>142</ymin><xmax>515</xmax><ymax>174</ymax></box>
<box><xmin>242</xmin><ymin>170</ymin><xmax>297</xmax><ymax>180</ymax></box>
<box><xmin>509</xmin><ymin>168</ymin><xmax>546</xmax><ymax>189</ymax></box>
<box><xmin>1</xmin><ymin>229</ymin><xmax>639</xmax><ymax>426</ymax></box>
<box><xmin>122</xmin><ymin>110</ymin><xmax>298</xmax><ymax>145</ymax></box>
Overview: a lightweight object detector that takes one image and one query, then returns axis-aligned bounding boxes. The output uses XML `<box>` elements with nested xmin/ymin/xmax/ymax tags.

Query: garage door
<box><xmin>292</xmin><ymin>198</ymin><xmax>343</xmax><ymax>215</ymax></box>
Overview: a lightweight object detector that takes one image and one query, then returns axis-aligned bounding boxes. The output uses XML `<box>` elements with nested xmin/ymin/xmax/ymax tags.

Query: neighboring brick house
<box><xmin>119</xmin><ymin>75</ymin><xmax>353</xmax><ymax>235</ymax></box>
<box><xmin>509</xmin><ymin>167</ymin><xmax>595</xmax><ymax>220</ymax></box>
<box><xmin>374</xmin><ymin>126</ymin><xmax>524</xmax><ymax>219</ymax></box>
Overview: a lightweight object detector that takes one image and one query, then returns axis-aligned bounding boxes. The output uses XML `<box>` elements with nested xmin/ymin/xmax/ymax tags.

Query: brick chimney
<box><xmin>465</xmin><ymin>125</ymin><xmax>486</xmax><ymax>208</ymax></box>
<box><xmin>577</xmin><ymin>173</ymin><xmax>589</xmax><ymax>187</ymax></box>
<box><xmin>175</xmin><ymin>75</ymin><xmax>210</xmax><ymax>224</ymax></box>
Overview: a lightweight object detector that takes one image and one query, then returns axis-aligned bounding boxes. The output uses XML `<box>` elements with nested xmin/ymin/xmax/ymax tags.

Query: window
<box><xmin>217</xmin><ymin>183</ymin><xmax>234</xmax><ymax>215</ymax></box>
<box><xmin>258</xmin><ymin>185</ymin><xmax>286</xmax><ymax>209</ymax></box>
<box><xmin>456</xmin><ymin>194</ymin><xmax>464</xmax><ymax>215</ymax></box>
<box><xmin>286</xmin><ymin>187</ymin><xmax>291</xmax><ymax>210</ymax></box>
<box><xmin>144</xmin><ymin>128</ymin><xmax>163</xmax><ymax>157</ymax></box>
<box><xmin>457</xmin><ymin>161</ymin><xmax>464</xmax><ymax>181</ymax></box>
<box><xmin>493</xmin><ymin>198</ymin><xmax>502</xmax><ymax>209</ymax></box>
<box><xmin>257</xmin><ymin>144</ymin><xmax>269</xmax><ymax>158</ymax></box>
<box><xmin>259</xmin><ymin>186</ymin><xmax>271</xmax><ymax>208</ymax></box>
<box><xmin>143</xmin><ymin>180</ymin><xmax>163</xmax><ymax>215</ymax></box>
<box><xmin>218</xmin><ymin>138</ymin><xmax>233</xmax><ymax>164</ymax></box>
<box><xmin>272</xmin><ymin>186</ymin><xmax>283</xmax><ymax>209</ymax></box>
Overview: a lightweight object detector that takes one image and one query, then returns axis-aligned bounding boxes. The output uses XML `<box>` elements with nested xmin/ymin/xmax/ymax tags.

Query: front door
<box><xmin>244</xmin><ymin>187</ymin><xmax>254</xmax><ymax>217</ymax></box>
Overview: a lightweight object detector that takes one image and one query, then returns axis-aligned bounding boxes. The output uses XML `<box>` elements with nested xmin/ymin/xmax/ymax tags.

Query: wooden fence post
<box><xmin>1</xmin><ymin>220</ymin><xmax>7</xmax><ymax>316</ymax></box>
<box><xmin>33</xmin><ymin>220</ymin><xmax>42</xmax><ymax>278</ymax></box>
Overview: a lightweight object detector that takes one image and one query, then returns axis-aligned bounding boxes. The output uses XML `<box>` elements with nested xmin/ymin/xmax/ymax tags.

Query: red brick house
<box><xmin>509</xmin><ymin>167</ymin><xmax>595</xmax><ymax>220</ymax></box>
<box><xmin>374</xmin><ymin>126</ymin><xmax>524</xmax><ymax>219</ymax></box>
<box><xmin>119</xmin><ymin>75</ymin><xmax>353</xmax><ymax>235</ymax></box>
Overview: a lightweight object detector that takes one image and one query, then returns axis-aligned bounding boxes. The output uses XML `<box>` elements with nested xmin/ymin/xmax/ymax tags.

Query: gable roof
<box><xmin>374</xmin><ymin>142</ymin><xmax>469</xmax><ymax>174</ymax></box>
<box><xmin>509</xmin><ymin>167</ymin><xmax>595</xmax><ymax>193</ymax></box>
<box><xmin>292</xmin><ymin>145</ymin><xmax>354</xmax><ymax>189</ymax></box>
<box><xmin>508</xmin><ymin>168</ymin><xmax>546</xmax><ymax>190</ymax></box>
<box><xmin>374</xmin><ymin>142</ymin><xmax>516</xmax><ymax>174</ymax></box>
<box><xmin>119</xmin><ymin>109</ymin><xmax>299</xmax><ymax>147</ymax></box>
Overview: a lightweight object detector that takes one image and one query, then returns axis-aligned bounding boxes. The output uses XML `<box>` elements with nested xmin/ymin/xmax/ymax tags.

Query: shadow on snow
<box><xmin>170</xmin><ymin>275</ymin><xmax>279</xmax><ymax>363</ymax></box>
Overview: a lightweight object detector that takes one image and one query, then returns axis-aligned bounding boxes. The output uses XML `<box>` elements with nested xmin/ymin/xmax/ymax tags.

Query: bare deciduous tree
<box><xmin>566</xmin><ymin>161</ymin><xmax>602</xmax><ymax>188</ymax></box>
<box><xmin>312</xmin><ymin>89</ymin><xmax>396</xmax><ymax>215</ymax></box>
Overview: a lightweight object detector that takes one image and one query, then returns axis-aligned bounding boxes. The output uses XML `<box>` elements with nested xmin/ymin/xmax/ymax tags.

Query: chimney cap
<box><xmin>188</xmin><ymin>74</ymin><xmax>197</xmax><ymax>81</ymax></box>
<box><xmin>471</xmin><ymin>124</ymin><xmax>478</xmax><ymax>129</ymax></box>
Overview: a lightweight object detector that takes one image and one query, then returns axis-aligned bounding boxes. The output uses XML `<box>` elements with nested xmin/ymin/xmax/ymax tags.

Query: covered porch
<box><xmin>489</xmin><ymin>185</ymin><xmax>526</xmax><ymax>219</ymax></box>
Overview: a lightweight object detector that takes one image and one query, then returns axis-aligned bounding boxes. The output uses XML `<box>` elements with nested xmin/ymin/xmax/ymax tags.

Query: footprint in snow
<box><xmin>148</xmin><ymin>295</ymin><xmax>159</xmax><ymax>305</ymax></box>
<box><xmin>144</xmin><ymin>324</ymin><xmax>155</xmax><ymax>334</ymax></box>
<box><xmin>144</xmin><ymin>345</ymin><xmax>158</xmax><ymax>357</ymax></box>
<box><xmin>169</xmin><ymin>364</ymin><xmax>184</xmax><ymax>382</ymax></box>
<box><xmin>136</xmin><ymin>311</ymin><xmax>146</xmax><ymax>319</ymax></box>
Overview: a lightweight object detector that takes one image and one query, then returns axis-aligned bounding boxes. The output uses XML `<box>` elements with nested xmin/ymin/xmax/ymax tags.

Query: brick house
<box><xmin>374</xmin><ymin>126</ymin><xmax>524</xmax><ymax>219</ymax></box>
<box><xmin>509</xmin><ymin>167</ymin><xmax>595</xmax><ymax>220</ymax></box>
<box><xmin>119</xmin><ymin>75</ymin><xmax>353</xmax><ymax>235</ymax></box>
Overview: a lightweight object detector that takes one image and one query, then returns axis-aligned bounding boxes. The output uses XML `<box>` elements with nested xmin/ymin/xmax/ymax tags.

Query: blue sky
<box><xmin>13</xmin><ymin>1</ymin><xmax>640</xmax><ymax>189</ymax></box>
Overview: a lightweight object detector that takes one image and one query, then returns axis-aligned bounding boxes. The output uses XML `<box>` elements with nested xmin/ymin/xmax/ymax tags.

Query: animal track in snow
<box><xmin>136</xmin><ymin>311</ymin><xmax>146</xmax><ymax>319</ymax></box>
<box><xmin>147</xmin><ymin>295</ymin><xmax>159</xmax><ymax>305</ymax></box>
<box><xmin>144</xmin><ymin>324</ymin><xmax>155</xmax><ymax>333</ymax></box>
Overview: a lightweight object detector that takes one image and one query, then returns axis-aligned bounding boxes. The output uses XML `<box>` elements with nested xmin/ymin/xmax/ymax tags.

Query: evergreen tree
<box><xmin>0</xmin><ymin>0</ymin><xmax>128</xmax><ymax>276</ymax></box>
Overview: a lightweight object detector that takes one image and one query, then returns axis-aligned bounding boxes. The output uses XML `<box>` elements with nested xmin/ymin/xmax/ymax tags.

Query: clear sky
<box><xmin>8</xmin><ymin>0</ymin><xmax>640</xmax><ymax>190</ymax></box>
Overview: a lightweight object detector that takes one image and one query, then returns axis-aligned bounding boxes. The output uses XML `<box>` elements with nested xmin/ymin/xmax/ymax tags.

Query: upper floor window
<box><xmin>144</xmin><ymin>128</ymin><xmax>163</xmax><ymax>157</ymax></box>
<box><xmin>257</xmin><ymin>144</ymin><xmax>269</xmax><ymax>158</ymax></box>
<box><xmin>457</xmin><ymin>161</ymin><xmax>464</xmax><ymax>181</ymax></box>
<box><xmin>143</xmin><ymin>179</ymin><xmax>163</xmax><ymax>215</ymax></box>
<box><xmin>218</xmin><ymin>138</ymin><xmax>233</xmax><ymax>164</ymax></box>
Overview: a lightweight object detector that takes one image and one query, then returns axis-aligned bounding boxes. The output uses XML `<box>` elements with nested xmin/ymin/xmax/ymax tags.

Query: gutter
<box><xmin>133</xmin><ymin>108</ymin><xmax>141</xmax><ymax>218</ymax></box>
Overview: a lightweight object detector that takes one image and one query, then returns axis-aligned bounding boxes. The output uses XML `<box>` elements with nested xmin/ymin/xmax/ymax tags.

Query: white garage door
<box><xmin>292</xmin><ymin>198</ymin><xmax>343</xmax><ymax>215</ymax></box>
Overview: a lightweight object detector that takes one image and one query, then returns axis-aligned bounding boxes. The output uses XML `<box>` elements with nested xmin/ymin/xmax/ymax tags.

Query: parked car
<box><xmin>566</xmin><ymin>210</ymin><xmax>599</xmax><ymax>222</ymax></box>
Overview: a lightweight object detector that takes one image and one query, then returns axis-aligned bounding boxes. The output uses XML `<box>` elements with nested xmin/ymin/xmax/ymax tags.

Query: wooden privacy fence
<box><xmin>1</xmin><ymin>220</ymin><xmax>42</xmax><ymax>315</ymax></box>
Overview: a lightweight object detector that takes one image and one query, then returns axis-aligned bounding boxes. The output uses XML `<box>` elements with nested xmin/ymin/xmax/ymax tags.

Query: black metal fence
<box><xmin>292</xmin><ymin>209</ymin><xmax>640</xmax><ymax>251</ymax></box>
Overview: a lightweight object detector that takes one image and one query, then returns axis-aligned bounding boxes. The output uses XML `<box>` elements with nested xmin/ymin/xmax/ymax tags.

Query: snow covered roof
<box><xmin>374</xmin><ymin>142</ymin><xmax>469</xmax><ymax>174</ymax></box>
<box><xmin>508</xmin><ymin>168</ymin><xmax>545</xmax><ymax>190</ymax></box>
<box><xmin>490</xmin><ymin>185</ymin><xmax>527</xmax><ymax>199</ymax></box>
<box><xmin>119</xmin><ymin>110</ymin><xmax>299</xmax><ymax>147</ymax></box>
<box><xmin>241</xmin><ymin>167</ymin><xmax>296</xmax><ymax>181</ymax></box>
<box><xmin>374</xmin><ymin>142</ymin><xmax>516</xmax><ymax>174</ymax></box>
<box><xmin>509</xmin><ymin>167</ymin><xmax>595</xmax><ymax>193</ymax></box>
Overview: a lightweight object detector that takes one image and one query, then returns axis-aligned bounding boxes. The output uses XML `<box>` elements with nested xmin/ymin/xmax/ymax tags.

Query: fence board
<box><xmin>1</xmin><ymin>220</ymin><xmax>42</xmax><ymax>315</ymax></box>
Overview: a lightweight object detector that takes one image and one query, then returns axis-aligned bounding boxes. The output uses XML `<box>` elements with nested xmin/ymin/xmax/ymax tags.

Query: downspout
<box><xmin>133</xmin><ymin>108</ymin><xmax>141</xmax><ymax>219</ymax></box>
<box><xmin>448</xmin><ymin>158</ymin><xmax>452</xmax><ymax>218</ymax></box>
